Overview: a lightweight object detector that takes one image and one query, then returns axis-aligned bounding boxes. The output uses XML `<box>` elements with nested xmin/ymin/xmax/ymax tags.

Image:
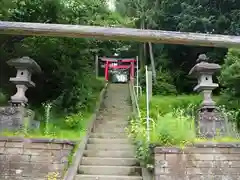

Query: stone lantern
<box><xmin>189</xmin><ymin>54</ymin><xmax>228</xmax><ymax>138</ymax></box>
<box><xmin>189</xmin><ymin>54</ymin><xmax>220</xmax><ymax>109</ymax></box>
<box><xmin>7</xmin><ymin>56</ymin><xmax>41</xmax><ymax>106</ymax></box>
<box><xmin>0</xmin><ymin>57</ymin><xmax>41</xmax><ymax>132</ymax></box>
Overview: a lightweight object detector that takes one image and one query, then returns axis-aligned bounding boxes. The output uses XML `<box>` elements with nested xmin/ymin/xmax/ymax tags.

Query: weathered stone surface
<box><xmin>196</xmin><ymin>110</ymin><xmax>229</xmax><ymax>138</ymax></box>
<box><xmin>154</xmin><ymin>144</ymin><xmax>240</xmax><ymax>180</ymax></box>
<box><xmin>0</xmin><ymin>137</ymin><xmax>75</xmax><ymax>179</ymax></box>
<box><xmin>0</xmin><ymin>106</ymin><xmax>24</xmax><ymax>131</ymax></box>
<box><xmin>0</xmin><ymin>106</ymin><xmax>40</xmax><ymax>132</ymax></box>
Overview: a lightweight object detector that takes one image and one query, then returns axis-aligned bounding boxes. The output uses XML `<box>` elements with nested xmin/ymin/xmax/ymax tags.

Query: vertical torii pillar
<box><xmin>105</xmin><ymin>60</ymin><xmax>109</xmax><ymax>81</ymax></box>
<box><xmin>95</xmin><ymin>55</ymin><xmax>98</xmax><ymax>78</ymax></box>
<box><xmin>130</xmin><ymin>61</ymin><xmax>135</xmax><ymax>82</ymax></box>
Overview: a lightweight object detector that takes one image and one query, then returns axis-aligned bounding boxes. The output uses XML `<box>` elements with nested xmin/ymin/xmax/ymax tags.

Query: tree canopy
<box><xmin>1</xmin><ymin>0</ymin><xmax>240</xmax><ymax>111</ymax></box>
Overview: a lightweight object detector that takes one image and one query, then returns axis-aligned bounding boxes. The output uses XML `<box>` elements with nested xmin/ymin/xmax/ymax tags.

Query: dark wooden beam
<box><xmin>1</xmin><ymin>21</ymin><xmax>240</xmax><ymax>48</ymax></box>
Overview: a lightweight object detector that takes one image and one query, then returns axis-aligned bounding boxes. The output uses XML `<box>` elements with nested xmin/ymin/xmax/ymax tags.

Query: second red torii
<box><xmin>100</xmin><ymin>57</ymin><xmax>136</xmax><ymax>81</ymax></box>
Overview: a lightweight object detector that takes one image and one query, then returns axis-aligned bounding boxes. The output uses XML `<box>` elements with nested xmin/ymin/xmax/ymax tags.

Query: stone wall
<box><xmin>0</xmin><ymin>136</ymin><xmax>75</xmax><ymax>180</ymax></box>
<box><xmin>154</xmin><ymin>142</ymin><xmax>240</xmax><ymax>180</ymax></box>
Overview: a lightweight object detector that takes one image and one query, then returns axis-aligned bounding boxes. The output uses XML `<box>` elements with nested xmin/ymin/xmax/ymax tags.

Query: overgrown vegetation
<box><xmin>127</xmin><ymin>95</ymin><xmax>240</xmax><ymax>170</ymax></box>
<box><xmin>0</xmin><ymin>0</ymin><xmax>123</xmax><ymax>139</ymax></box>
<box><xmin>219</xmin><ymin>49</ymin><xmax>240</xmax><ymax>126</ymax></box>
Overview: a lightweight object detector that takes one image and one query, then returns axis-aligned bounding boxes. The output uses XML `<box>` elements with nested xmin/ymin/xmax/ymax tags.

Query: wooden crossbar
<box><xmin>1</xmin><ymin>21</ymin><xmax>240</xmax><ymax>48</ymax></box>
<box><xmin>109</xmin><ymin>65</ymin><xmax>130</xmax><ymax>69</ymax></box>
<box><xmin>100</xmin><ymin>57</ymin><xmax>135</xmax><ymax>62</ymax></box>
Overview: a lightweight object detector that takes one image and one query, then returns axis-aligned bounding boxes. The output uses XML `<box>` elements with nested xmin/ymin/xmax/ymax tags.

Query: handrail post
<box><xmin>95</xmin><ymin>55</ymin><xmax>98</xmax><ymax>78</ymax></box>
<box><xmin>145</xmin><ymin>66</ymin><xmax>150</xmax><ymax>142</ymax></box>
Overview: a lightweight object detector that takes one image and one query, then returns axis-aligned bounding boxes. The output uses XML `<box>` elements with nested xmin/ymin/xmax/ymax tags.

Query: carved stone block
<box><xmin>0</xmin><ymin>106</ymin><xmax>24</xmax><ymax>131</ymax></box>
<box><xmin>196</xmin><ymin>110</ymin><xmax>228</xmax><ymax>138</ymax></box>
<box><xmin>0</xmin><ymin>106</ymin><xmax>40</xmax><ymax>132</ymax></box>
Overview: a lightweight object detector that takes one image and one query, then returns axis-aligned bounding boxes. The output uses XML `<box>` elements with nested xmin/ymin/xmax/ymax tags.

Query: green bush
<box><xmin>219</xmin><ymin>48</ymin><xmax>240</xmax><ymax>126</ymax></box>
<box><xmin>139</xmin><ymin>69</ymin><xmax>177</xmax><ymax>96</ymax></box>
<box><xmin>219</xmin><ymin>48</ymin><xmax>240</xmax><ymax>108</ymax></box>
<box><xmin>127</xmin><ymin>108</ymin><xmax>195</xmax><ymax>169</ymax></box>
<box><xmin>127</xmin><ymin>116</ymin><xmax>154</xmax><ymax>169</ymax></box>
<box><xmin>128</xmin><ymin>94</ymin><xmax>240</xmax><ymax>169</ymax></box>
<box><xmin>64</xmin><ymin>112</ymin><xmax>85</xmax><ymax>129</ymax></box>
<box><xmin>139</xmin><ymin>95</ymin><xmax>202</xmax><ymax>119</ymax></box>
<box><xmin>150</xmin><ymin>111</ymin><xmax>195</xmax><ymax>146</ymax></box>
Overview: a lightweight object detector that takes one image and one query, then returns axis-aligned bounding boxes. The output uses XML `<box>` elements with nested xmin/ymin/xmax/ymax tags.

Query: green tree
<box><xmin>219</xmin><ymin>49</ymin><xmax>240</xmax><ymax>109</ymax></box>
<box><xmin>0</xmin><ymin>0</ymin><xmax>128</xmax><ymax>113</ymax></box>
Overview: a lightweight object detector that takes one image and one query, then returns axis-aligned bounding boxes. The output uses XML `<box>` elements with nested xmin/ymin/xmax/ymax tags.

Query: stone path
<box><xmin>75</xmin><ymin>83</ymin><xmax>142</xmax><ymax>180</ymax></box>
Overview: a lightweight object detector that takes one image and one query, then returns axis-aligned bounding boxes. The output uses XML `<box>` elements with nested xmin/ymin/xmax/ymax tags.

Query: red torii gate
<box><xmin>100</xmin><ymin>57</ymin><xmax>136</xmax><ymax>81</ymax></box>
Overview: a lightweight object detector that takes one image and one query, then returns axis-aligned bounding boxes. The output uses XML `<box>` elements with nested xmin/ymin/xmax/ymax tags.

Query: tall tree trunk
<box><xmin>148</xmin><ymin>42</ymin><xmax>157</xmax><ymax>83</ymax></box>
<box><xmin>139</xmin><ymin>19</ymin><xmax>146</xmax><ymax>71</ymax></box>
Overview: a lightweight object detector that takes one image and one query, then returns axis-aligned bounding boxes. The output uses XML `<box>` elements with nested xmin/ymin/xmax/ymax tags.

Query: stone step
<box><xmin>93</xmin><ymin>127</ymin><xmax>127</xmax><ymax>133</ymax></box>
<box><xmin>83</xmin><ymin>150</ymin><xmax>135</xmax><ymax>158</ymax></box>
<box><xmin>78</xmin><ymin>165</ymin><xmax>141</xmax><ymax>176</ymax></box>
<box><xmin>96</xmin><ymin>118</ymin><xmax>128</xmax><ymax>122</ymax></box>
<box><xmin>90</xmin><ymin>133</ymin><xmax>128</xmax><ymax>139</ymax></box>
<box><xmin>99</xmin><ymin>114</ymin><xmax>129</xmax><ymax>117</ymax></box>
<box><xmin>95</xmin><ymin>118</ymin><xmax>129</xmax><ymax>123</ymax></box>
<box><xmin>81</xmin><ymin>157</ymin><xmax>139</xmax><ymax>166</ymax></box>
<box><xmin>95</xmin><ymin>121</ymin><xmax>128</xmax><ymax>126</ymax></box>
<box><xmin>75</xmin><ymin>174</ymin><xmax>142</xmax><ymax>180</ymax></box>
<box><xmin>94</xmin><ymin>124</ymin><xmax>127</xmax><ymax>129</ymax></box>
<box><xmin>86</xmin><ymin>143</ymin><xmax>134</xmax><ymax>151</ymax></box>
<box><xmin>88</xmin><ymin>138</ymin><xmax>130</xmax><ymax>144</ymax></box>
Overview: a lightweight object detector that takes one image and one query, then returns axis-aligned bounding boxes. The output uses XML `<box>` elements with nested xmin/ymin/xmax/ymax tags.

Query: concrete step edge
<box><xmin>78</xmin><ymin>165</ymin><xmax>142</xmax><ymax>176</ymax></box>
<box><xmin>83</xmin><ymin>150</ymin><xmax>135</xmax><ymax>158</ymax></box>
<box><xmin>81</xmin><ymin>157</ymin><xmax>138</xmax><ymax>166</ymax></box>
<box><xmin>81</xmin><ymin>157</ymin><xmax>137</xmax><ymax>160</ymax></box>
<box><xmin>88</xmin><ymin>138</ymin><xmax>130</xmax><ymax>144</ymax></box>
<box><xmin>80</xmin><ymin>165</ymin><xmax>141</xmax><ymax>168</ymax></box>
<box><xmin>88</xmin><ymin>138</ymin><xmax>129</xmax><ymax>141</ymax></box>
<box><xmin>86</xmin><ymin>145</ymin><xmax>134</xmax><ymax>150</ymax></box>
<box><xmin>75</xmin><ymin>174</ymin><xmax>143</xmax><ymax>179</ymax></box>
<box><xmin>90</xmin><ymin>133</ymin><xmax>127</xmax><ymax>136</ymax></box>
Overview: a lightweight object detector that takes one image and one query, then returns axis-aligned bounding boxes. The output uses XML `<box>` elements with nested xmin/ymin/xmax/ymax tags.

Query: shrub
<box><xmin>127</xmin><ymin>107</ymin><xmax>196</xmax><ymax>169</ymax></box>
<box><xmin>139</xmin><ymin>69</ymin><xmax>177</xmax><ymax>96</ymax></box>
<box><xmin>219</xmin><ymin>48</ymin><xmax>240</xmax><ymax>126</ymax></box>
<box><xmin>139</xmin><ymin>95</ymin><xmax>202</xmax><ymax>119</ymax></box>
<box><xmin>127</xmin><ymin>116</ymin><xmax>154</xmax><ymax>169</ymax></box>
<box><xmin>150</xmin><ymin>111</ymin><xmax>195</xmax><ymax>146</ymax></box>
<box><xmin>64</xmin><ymin>112</ymin><xmax>85</xmax><ymax>129</ymax></box>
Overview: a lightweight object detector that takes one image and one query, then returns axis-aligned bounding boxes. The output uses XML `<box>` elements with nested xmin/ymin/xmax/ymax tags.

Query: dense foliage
<box><xmin>116</xmin><ymin>0</ymin><xmax>240</xmax><ymax>94</ymax></box>
<box><xmin>0</xmin><ymin>0</ymin><xmax>127</xmax><ymax>112</ymax></box>
<box><xmin>1</xmin><ymin>0</ymin><xmax>240</xmax><ymax>141</ymax></box>
<box><xmin>127</xmin><ymin>95</ymin><xmax>240</xmax><ymax>169</ymax></box>
<box><xmin>0</xmin><ymin>0</ymin><xmax>129</xmax><ymax>138</ymax></box>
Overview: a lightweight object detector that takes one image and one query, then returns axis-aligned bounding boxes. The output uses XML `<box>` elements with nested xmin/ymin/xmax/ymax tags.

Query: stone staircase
<box><xmin>75</xmin><ymin>83</ymin><xmax>142</xmax><ymax>180</ymax></box>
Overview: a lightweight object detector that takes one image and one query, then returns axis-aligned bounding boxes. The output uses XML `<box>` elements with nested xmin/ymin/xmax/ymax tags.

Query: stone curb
<box><xmin>63</xmin><ymin>82</ymin><xmax>109</xmax><ymax>180</ymax></box>
<box><xmin>155</xmin><ymin>142</ymin><xmax>240</xmax><ymax>154</ymax></box>
<box><xmin>0</xmin><ymin>136</ymin><xmax>76</xmax><ymax>145</ymax></box>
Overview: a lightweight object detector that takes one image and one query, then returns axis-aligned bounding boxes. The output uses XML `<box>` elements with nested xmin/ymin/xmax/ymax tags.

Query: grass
<box><xmin>128</xmin><ymin>94</ymin><xmax>240</xmax><ymax>168</ymax></box>
<box><xmin>0</xmin><ymin>90</ymin><xmax>104</xmax><ymax>141</ymax></box>
<box><xmin>130</xmin><ymin>94</ymin><xmax>240</xmax><ymax>148</ymax></box>
<box><xmin>0</xmin><ymin>112</ymin><xmax>92</xmax><ymax>141</ymax></box>
<box><xmin>0</xmin><ymin>78</ymin><xmax>105</xmax><ymax>141</ymax></box>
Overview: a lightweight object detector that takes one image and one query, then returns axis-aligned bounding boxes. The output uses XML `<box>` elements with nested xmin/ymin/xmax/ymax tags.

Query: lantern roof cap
<box><xmin>7</xmin><ymin>56</ymin><xmax>41</xmax><ymax>73</ymax></box>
